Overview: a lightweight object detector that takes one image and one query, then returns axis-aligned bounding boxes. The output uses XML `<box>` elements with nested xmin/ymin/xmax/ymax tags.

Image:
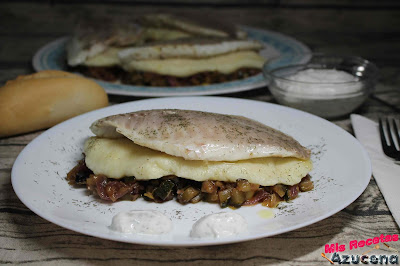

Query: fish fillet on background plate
<box><xmin>67</xmin><ymin>109</ymin><xmax>313</xmax><ymax>208</ymax></box>
<box><xmin>66</xmin><ymin>13</ymin><xmax>266</xmax><ymax>86</ymax></box>
<box><xmin>67</xmin><ymin>13</ymin><xmax>249</xmax><ymax>67</ymax></box>
<box><xmin>118</xmin><ymin>38</ymin><xmax>264</xmax><ymax>81</ymax></box>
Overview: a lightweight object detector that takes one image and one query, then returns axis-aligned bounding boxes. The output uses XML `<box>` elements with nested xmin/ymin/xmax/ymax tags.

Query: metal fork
<box><xmin>379</xmin><ymin>118</ymin><xmax>400</xmax><ymax>161</ymax></box>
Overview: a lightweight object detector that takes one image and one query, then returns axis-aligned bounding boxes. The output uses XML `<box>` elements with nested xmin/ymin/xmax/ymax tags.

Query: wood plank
<box><xmin>281</xmin><ymin>0</ymin><xmax>400</xmax><ymax>7</ymax></box>
<box><xmin>1</xmin><ymin>3</ymin><xmax>399</xmax><ymax>35</ymax></box>
<box><xmin>9</xmin><ymin>0</ymin><xmax>400</xmax><ymax>8</ymax></box>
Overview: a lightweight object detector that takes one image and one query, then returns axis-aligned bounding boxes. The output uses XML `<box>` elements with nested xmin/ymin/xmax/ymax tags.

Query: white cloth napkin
<box><xmin>351</xmin><ymin>114</ymin><xmax>400</xmax><ymax>227</ymax></box>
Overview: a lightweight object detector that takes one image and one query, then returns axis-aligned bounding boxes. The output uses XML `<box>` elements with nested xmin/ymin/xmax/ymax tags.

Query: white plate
<box><xmin>12</xmin><ymin>97</ymin><xmax>371</xmax><ymax>246</ymax></box>
<box><xmin>32</xmin><ymin>26</ymin><xmax>310</xmax><ymax>97</ymax></box>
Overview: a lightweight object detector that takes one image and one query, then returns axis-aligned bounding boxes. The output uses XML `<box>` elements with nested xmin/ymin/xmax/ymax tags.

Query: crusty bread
<box><xmin>0</xmin><ymin>70</ymin><xmax>109</xmax><ymax>137</ymax></box>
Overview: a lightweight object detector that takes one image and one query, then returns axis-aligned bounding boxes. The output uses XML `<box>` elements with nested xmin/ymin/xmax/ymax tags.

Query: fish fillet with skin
<box><xmin>118</xmin><ymin>38</ymin><xmax>263</xmax><ymax>61</ymax></box>
<box><xmin>90</xmin><ymin>109</ymin><xmax>311</xmax><ymax>161</ymax></box>
<box><xmin>67</xmin><ymin>18</ymin><xmax>144</xmax><ymax>67</ymax></box>
<box><xmin>67</xmin><ymin>14</ymin><xmax>247</xmax><ymax>67</ymax></box>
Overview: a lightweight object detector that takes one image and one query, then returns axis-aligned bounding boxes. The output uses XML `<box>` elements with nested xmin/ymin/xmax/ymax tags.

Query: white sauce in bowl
<box><xmin>278</xmin><ymin>68</ymin><xmax>361</xmax><ymax>99</ymax></box>
<box><xmin>287</xmin><ymin>68</ymin><xmax>357</xmax><ymax>83</ymax></box>
<box><xmin>190</xmin><ymin>212</ymin><xmax>248</xmax><ymax>239</ymax></box>
<box><xmin>110</xmin><ymin>210</ymin><xmax>172</xmax><ymax>235</ymax></box>
<box><xmin>271</xmin><ymin>68</ymin><xmax>366</xmax><ymax>118</ymax></box>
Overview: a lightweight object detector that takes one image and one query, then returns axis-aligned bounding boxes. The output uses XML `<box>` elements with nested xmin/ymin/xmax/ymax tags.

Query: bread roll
<box><xmin>0</xmin><ymin>70</ymin><xmax>109</xmax><ymax>137</ymax></box>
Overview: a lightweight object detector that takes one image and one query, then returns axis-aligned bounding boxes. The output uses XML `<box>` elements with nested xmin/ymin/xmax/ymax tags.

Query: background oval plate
<box><xmin>12</xmin><ymin>97</ymin><xmax>371</xmax><ymax>246</ymax></box>
<box><xmin>32</xmin><ymin>27</ymin><xmax>310</xmax><ymax>97</ymax></box>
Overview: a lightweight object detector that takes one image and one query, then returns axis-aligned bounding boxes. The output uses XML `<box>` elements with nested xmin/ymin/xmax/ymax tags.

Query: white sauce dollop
<box><xmin>190</xmin><ymin>212</ymin><xmax>248</xmax><ymax>239</ymax></box>
<box><xmin>278</xmin><ymin>69</ymin><xmax>361</xmax><ymax>99</ymax></box>
<box><xmin>110</xmin><ymin>210</ymin><xmax>172</xmax><ymax>235</ymax></box>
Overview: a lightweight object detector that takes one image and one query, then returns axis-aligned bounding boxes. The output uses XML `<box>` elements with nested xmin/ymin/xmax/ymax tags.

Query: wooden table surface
<box><xmin>1</xmin><ymin>2</ymin><xmax>400</xmax><ymax>265</ymax></box>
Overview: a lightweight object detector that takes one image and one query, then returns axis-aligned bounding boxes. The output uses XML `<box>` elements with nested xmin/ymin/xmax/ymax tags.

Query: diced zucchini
<box><xmin>180</xmin><ymin>186</ymin><xmax>200</xmax><ymax>203</ymax></box>
<box><xmin>299</xmin><ymin>176</ymin><xmax>314</xmax><ymax>192</ymax></box>
<box><xmin>229</xmin><ymin>188</ymin><xmax>246</xmax><ymax>207</ymax></box>
<box><xmin>262</xmin><ymin>193</ymin><xmax>281</xmax><ymax>208</ymax></box>
<box><xmin>204</xmin><ymin>192</ymin><xmax>219</xmax><ymax>202</ymax></box>
<box><xmin>190</xmin><ymin>193</ymin><xmax>202</xmax><ymax>203</ymax></box>
<box><xmin>153</xmin><ymin>180</ymin><xmax>175</xmax><ymax>200</ymax></box>
<box><xmin>244</xmin><ymin>190</ymin><xmax>255</xmax><ymax>200</ymax></box>
<box><xmin>236</xmin><ymin>179</ymin><xmax>251</xmax><ymax>192</ymax></box>
<box><xmin>218</xmin><ymin>188</ymin><xmax>232</xmax><ymax>208</ymax></box>
<box><xmin>272</xmin><ymin>184</ymin><xmax>287</xmax><ymax>198</ymax></box>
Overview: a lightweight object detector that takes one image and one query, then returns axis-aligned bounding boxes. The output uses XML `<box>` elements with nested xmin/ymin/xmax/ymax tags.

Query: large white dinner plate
<box><xmin>12</xmin><ymin>97</ymin><xmax>371</xmax><ymax>246</ymax></box>
<box><xmin>32</xmin><ymin>26</ymin><xmax>310</xmax><ymax>97</ymax></box>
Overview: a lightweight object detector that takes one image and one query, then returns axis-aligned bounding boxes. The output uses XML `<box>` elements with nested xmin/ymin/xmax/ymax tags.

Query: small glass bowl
<box><xmin>263</xmin><ymin>54</ymin><xmax>379</xmax><ymax>119</ymax></box>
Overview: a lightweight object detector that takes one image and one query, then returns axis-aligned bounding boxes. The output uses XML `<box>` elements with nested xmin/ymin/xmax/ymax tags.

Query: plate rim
<box><xmin>32</xmin><ymin>26</ymin><xmax>311</xmax><ymax>97</ymax></box>
<box><xmin>11</xmin><ymin>96</ymin><xmax>371</xmax><ymax>246</ymax></box>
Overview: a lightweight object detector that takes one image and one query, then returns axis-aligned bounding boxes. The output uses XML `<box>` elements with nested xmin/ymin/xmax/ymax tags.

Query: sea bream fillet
<box><xmin>67</xmin><ymin>14</ymin><xmax>251</xmax><ymax>68</ymax></box>
<box><xmin>84</xmin><ymin>109</ymin><xmax>312</xmax><ymax>186</ymax></box>
<box><xmin>66</xmin><ymin>18</ymin><xmax>144</xmax><ymax>67</ymax></box>
<box><xmin>90</xmin><ymin>109</ymin><xmax>310</xmax><ymax>161</ymax></box>
<box><xmin>66</xmin><ymin>14</ymin><xmax>266</xmax><ymax>86</ymax></box>
<box><xmin>118</xmin><ymin>38</ymin><xmax>263</xmax><ymax>61</ymax></box>
<box><xmin>118</xmin><ymin>39</ymin><xmax>265</xmax><ymax>78</ymax></box>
